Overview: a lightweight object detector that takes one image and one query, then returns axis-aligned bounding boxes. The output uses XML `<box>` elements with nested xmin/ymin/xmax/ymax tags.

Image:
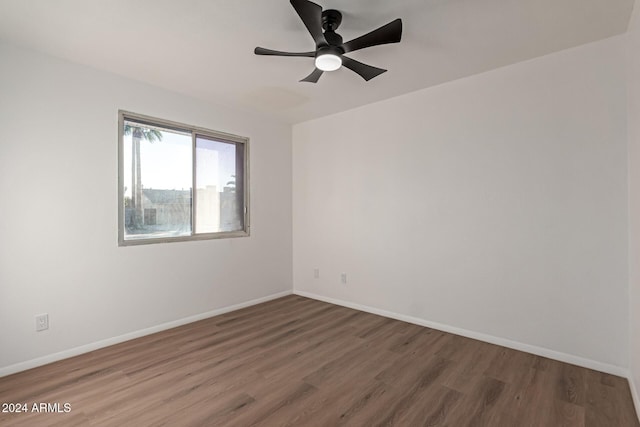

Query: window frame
<box><xmin>117</xmin><ymin>110</ymin><xmax>250</xmax><ymax>246</ymax></box>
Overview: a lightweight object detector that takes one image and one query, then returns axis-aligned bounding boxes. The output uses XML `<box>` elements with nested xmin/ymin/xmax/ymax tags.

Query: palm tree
<box><xmin>124</xmin><ymin>125</ymin><xmax>162</xmax><ymax>229</ymax></box>
<box><xmin>225</xmin><ymin>175</ymin><xmax>236</xmax><ymax>192</ymax></box>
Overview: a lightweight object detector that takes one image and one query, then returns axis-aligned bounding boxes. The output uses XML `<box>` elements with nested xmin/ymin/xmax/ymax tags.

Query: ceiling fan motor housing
<box><xmin>316</xmin><ymin>45</ymin><xmax>343</xmax><ymax>58</ymax></box>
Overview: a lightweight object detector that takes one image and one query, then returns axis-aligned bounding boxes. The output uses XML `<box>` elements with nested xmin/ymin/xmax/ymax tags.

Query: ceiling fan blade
<box><xmin>341</xmin><ymin>56</ymin><xmax>387</xmax><ymax>81</ymax></box>
<box><xmin>342</xmin><ymin>19</ymin><xmax>402</xmax><ymax>53</ymax></box>
<box><xmin>290</xmin><ymin>0</ymin><xmax>326</xmax><ymax>47</ymax></box>
<box><xmin>254</xmin><ymin>47</ymin><xmax>315</xmax><ymax>57</ymax></box>
<box><xmin>300</xmin><ymin>68</ymin><xmax>324</xmax><ymax>83</ymax></box>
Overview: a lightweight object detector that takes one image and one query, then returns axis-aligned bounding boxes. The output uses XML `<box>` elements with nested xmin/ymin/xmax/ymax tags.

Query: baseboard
<box><xmin>293</xmin><ymin>290</ymin><xmax>628</xmax><ymax>377</ymax></box>
<box><xmin>629</xmin><ymin>373</ymin><xmax>640</xmax><ymax>421</ymax></box>
<box><xmin>0</xmin><ymin>290</ymin><xmax>292</xmax><ymax>378</ymax></box>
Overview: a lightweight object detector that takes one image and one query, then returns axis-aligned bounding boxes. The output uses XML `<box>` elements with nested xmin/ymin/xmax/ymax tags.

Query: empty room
<box><xmin>2</xmin><ymin>0</ymin><xmax>640</xmax><ymax>425</ymax></box>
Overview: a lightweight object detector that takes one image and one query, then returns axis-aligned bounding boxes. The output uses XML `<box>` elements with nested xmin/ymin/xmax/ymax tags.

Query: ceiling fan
<box><xmin>254</xmin><ymin>0</ymin><xmax>403</xmax><ymax>83</ymax></box>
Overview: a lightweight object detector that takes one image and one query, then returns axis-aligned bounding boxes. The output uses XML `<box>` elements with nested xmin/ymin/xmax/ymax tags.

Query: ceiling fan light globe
<box><xmin>315</xmin><ymin>54</ymin><xmax>342</xmax><ymax>71</ymax></box>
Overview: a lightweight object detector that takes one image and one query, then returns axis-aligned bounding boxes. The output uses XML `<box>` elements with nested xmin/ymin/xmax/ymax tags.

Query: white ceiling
<box><xmin>0</xmin><ymin>0</ymin><xmax>634</xmax><ymax>124</ymax></box>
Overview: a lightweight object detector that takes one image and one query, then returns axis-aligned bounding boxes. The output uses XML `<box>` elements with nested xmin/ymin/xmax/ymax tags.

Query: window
<box><xmin>118</xmin><ymin>111</ymin><xmax>249</xmax><ymax>245</ymax></box>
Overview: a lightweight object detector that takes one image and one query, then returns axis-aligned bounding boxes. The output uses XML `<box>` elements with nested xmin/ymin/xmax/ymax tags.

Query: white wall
<box><xmin>0</xmin><ymin>42</ymin><xmax>292</xmax><ymax>374</ymax></box>
<box><xmin>293</xmin><ymin>36</ymin><xmax>629</xmax><ymax>371</ymax></box>
<box><xmin>627</xmin><ymin>0</ymin><xmax>640</xmax><ymax>408</ymax></box>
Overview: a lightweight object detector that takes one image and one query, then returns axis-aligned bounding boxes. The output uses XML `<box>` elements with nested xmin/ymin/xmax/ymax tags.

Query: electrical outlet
<box><xmin>314</xmin><ymin>268</ymin><xmax>320</xmax><ymax>279</ymax></box>
<box><xmin>341</xmin><ymin>273</ymin><xmax>347</xmax><ymax>284</ymax></box>
<box><xmin>36</xmin><ymin>314</ymin><xmax>49</xmax><ymax>332</ymax></box>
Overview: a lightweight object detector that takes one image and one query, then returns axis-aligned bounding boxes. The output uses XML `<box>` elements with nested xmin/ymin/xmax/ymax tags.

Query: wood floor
<box><xmin>0</xmin><ymin>295</ymin><xmax>637</xmax><ymax>426</ymax></box>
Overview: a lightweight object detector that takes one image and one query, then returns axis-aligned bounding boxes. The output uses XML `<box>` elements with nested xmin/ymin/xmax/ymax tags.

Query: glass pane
<box><xmin>195</xmin><ymin>136</ymin><xmax>244</xmax><ymax>233</ymax></box>
<box><xmin>123</xmin><ymin>121</ymin><xmax>192</xmax><ymax>240</ymax></box>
